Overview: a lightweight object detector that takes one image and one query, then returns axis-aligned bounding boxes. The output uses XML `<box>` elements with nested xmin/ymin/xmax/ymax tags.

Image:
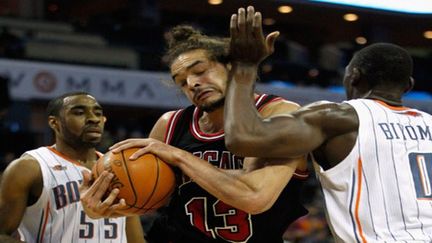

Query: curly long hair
<box><xmin>162</xmin><ymin>25</ymin><xmax>230</xmax><ymax>66</ymax></box>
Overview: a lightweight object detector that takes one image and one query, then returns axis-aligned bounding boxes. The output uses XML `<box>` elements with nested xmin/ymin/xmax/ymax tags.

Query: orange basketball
<box><xmin>92</xmin><ymin>147</ymin><xmax>176</xmax><ymax>215</ymax></box>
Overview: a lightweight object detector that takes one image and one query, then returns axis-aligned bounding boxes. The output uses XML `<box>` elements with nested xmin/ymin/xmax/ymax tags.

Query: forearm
<box><xmin>0</xmin><ymin>234</ymin><xmax>22</xmax><ymax>243</ymax></box>
<box><xmin>126</xmin><ymin>216</ymin><xmax>146</xmax><ymax>243</ymax></box>
<box><xmin>0</xmin><ymin>211</ymin><xmax>20</xmax><ymax>236</ymax></box>
<box><xmin>0</xmin><ymin>160</ymin><xmax>32</xmax><ymax>236</ymax></box>
<box><xmin>225</xmin><ymin>64</ymin><xmax>268</xmax><ymax>155</ymax></box>
<box><xmin>172</xmin><ymin>150</ymin><xmax>266</xmax><ymax>213</ymax></box>
<box><xmin>0</xmin><ymin>215</ymin><xmax>22</xmax><ymax>242</ymax></box>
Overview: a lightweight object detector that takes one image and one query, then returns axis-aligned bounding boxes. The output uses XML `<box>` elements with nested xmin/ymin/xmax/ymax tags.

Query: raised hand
<box><xmin>230</xmin><ymin>6</ymin><xmax>279</xmax><ymax>65</ymax></box>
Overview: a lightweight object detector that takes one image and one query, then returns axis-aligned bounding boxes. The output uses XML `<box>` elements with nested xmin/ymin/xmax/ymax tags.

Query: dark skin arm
<box><xmin>0</xmin><ymin>235</ymin><xmax>22</xmax><ymax>243</ymax></box>
<box><xmin>225</xmin><ymin>6</ymin><xmax>359</xmax><ymax>168</ymax></box>
<box><xmin>0</xmin><ymin>155</ymin><xmax>42</xmax><ymax>240</ymax></box>
<box><xmin>226</xmin><ymin>98</ymin><xmax>358</xmax><ymax>166</ymax></box>
<box><xmin>126</xmin><ymin>216</ymin><xmax>146</xmax><ymax>243</ymax></box>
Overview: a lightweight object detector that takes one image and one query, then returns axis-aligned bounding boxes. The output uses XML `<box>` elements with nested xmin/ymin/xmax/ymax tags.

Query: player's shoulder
<box><xmin>2</xmin><ymin>153</ymin><xmax>41</xmax><ymax>184</ymax></box>
<box><xmin>300</xmin><ymin>100</ymin><xmax>353</xmax><ymax>113</ymax></box>
<box><xmin>290</xmin><ymin>100</ymin><xmax>355</xmax><ymax>125</ymax></box>
<box><xmin>298</xmin><ymin>100</ymin><xmax>358</xmax><ymax>133</ymax></box>
<box><xmin>271</xmin><ymin>98</ymin><xmax>300</xmax><ymax>109</ymax></box>
<box><xmin>9</xmin><ymin>154</ymin><xmax>39</xmax><ymax>169</ymax></box>
<box><xmin>160</xmin><ymin>110</ymin><xmax>180</xmax><ymax>122</ymax></box>
<box><xmin>258</xmin><ymin>95</ymin><xmax>300</xmax><ymax>118</ymax></box>
<box><xmin>158</xmin><ymin>108</ymin><xmax>186</xmax><ymax>125</ymax></box>
<box><xmin>150</xmin><ymin>109</ymin><xmax>184</xmax><ymax>141</ymax></box>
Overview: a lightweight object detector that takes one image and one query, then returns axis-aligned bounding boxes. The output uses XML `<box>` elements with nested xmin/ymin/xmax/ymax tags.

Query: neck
<box><xmin>363</xmin><ymin>89</ymin><xmax>403</xmax><ymax>106</ymax></box>
<box><xmin>53</xmin><ymin>141</ymin><xmax>98</xmax><ymax>165</ymax></box>
<box><xmin>199</xmin><ymin>107</ymin><xmax>224</xmax><ymax>133</ymax></box>
<box><xmin>198</xmin><ymin>93</ymin><xmax>258</xmax><ymax>133</ymax></box>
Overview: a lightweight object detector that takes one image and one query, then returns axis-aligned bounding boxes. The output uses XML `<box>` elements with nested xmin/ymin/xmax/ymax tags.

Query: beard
<box><xmin>199</xmin><ymin>97</ymin><xmax>225</xmax><ymax>113</ymax></box>
<box><xmin>60</xmin><ymin>123</ymin><xmax>100</xmax><ymax>149</ymax></box>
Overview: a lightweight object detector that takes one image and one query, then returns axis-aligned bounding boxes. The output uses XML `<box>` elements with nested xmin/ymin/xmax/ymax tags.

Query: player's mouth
<box><xmin>195</xmin><ymin>89</ymin><xmax>214</xmax><ymax>102</ymax></box>
<box><xmin>84</xmin><ymin>127</ymin><xmax>102</xmax><ymax>137</ymax></box>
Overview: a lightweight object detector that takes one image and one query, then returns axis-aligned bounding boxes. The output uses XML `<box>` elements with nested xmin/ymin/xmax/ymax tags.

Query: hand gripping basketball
<box><xmin>92</xmin><ymin>148</ymin><xmax>176</xmax><ymax>215</ymax></box>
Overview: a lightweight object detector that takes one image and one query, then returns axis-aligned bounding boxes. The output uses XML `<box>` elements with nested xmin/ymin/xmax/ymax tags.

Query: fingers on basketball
<box><xmin>93</xmin><ymin>147</ymin><xmax>176</xmax><ymax>215</ymax></box>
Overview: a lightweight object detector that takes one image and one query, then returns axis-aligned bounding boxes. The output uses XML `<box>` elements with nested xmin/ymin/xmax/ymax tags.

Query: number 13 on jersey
<box><xmin>185</xmin><ymin>197</ymin><xmax>252</xmax><ymax>242</ymax></box>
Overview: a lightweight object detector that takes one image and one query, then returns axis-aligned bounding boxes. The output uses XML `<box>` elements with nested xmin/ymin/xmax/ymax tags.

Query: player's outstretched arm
<box><xmin>0</xmin><ymin>155</ymin><xmax>41</xmax><ymax>241</ymax></box>
<box><xmin>226</xmin><ymin>94</ymin><xmax>361</xmax><ymax>158</ymax></box>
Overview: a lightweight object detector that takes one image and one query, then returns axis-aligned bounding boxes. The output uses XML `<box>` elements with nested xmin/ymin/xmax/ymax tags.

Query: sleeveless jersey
<box><xmin>314</xmin><ymin>99</ymin><xmax>432</xmax><ymax>242</ymax></box>
<box><xmin>148</xmin><ymin>94</ymin><xmax>308</xmax><ymax>243</ymax></box>
<box><xmin>18</xmin><ymin>146</ymin><xmax>127</xmax><ymax>243</ymax></box>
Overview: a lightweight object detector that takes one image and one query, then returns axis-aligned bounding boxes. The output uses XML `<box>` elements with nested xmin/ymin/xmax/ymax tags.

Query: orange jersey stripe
<box><xmin>373</xmin><ymin>100</ymin><xmax>409</xmax><ymax>111</ymax></box>
<box><xmin>355</xmin><ymin>158</ymin><xmax>367</xmax><ymax>243</ymax></box>
<box><xmin>38</xmin><ymin>201</ymin><xmax>51</xmax><ymax>243</ymax></box>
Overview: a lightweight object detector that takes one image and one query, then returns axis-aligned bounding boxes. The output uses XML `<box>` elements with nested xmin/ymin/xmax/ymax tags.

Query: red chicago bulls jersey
<box><xmin>147</xmin><ymin>94</ymin><xmax>308</xmax><ymax>243</ymax></box>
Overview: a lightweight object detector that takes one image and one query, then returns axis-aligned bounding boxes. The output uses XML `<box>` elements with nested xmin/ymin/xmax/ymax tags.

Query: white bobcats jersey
<box><xmin>18</xmin><ymin>146</ymin><xmax>127</xmax><ymax>243</ymax></box>
<box><xmin>314</xmin><ymin>99</ymin><xmax>432</xmax><ymax>242</ymax></box>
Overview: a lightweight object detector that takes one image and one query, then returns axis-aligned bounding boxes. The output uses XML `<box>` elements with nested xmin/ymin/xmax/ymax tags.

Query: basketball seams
<box><xmin>136</xmin><ymin>154</ymin><xmax>160</xmax><ymax>211</ymax></box>
<box><xmin>120</xmin><ymin>150</ymin><xmax>138</xmax><ymax>211</ymax></box>
<box><xmin>142</xmin><ymin>157</ymin><xmax>176</xmax><ymax>211</ymax></box>
<box><xmin>125</xmin><ymin>155</ymin><xmax>175</xmax><ymax>213</ymax></box>
<box><xmin>94</xmin><ymin>148</ymin><xmax>175</xmax><ymax>215</ymax></box>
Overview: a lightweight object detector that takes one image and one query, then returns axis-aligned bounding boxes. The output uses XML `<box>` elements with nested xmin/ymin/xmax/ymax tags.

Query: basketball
<box><xmin>92</xmin><ymin>148</ymin><xmax>176</xmax><ymax>215</ymax></box>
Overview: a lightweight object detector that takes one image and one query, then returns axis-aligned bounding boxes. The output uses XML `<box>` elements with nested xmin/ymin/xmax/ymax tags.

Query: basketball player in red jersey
<box><xmin>82</xmin><ymin>24</ymin><xmax>309</xmax><ymax>243</ymax></box>
<box><xmin>223</xmin><ymin>6</ymin><xmax>432</xmax><ymax>242</ymax></box>
<box><xmin>0</xmin><ymin>92</ymin><xmax>145</xmax><ymax>242</ymax></box>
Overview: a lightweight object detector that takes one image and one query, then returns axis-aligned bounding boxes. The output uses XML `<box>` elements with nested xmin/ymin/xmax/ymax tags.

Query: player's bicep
<box><xmin>227</xmin><ymin>99</ymin><xmax>324</xmax><ymax>158</ymax></box>
<box><xmin>253</xmin><ymin>113</ymin><xmax>325</xmax><ymax>157</ymax></box>
<box><xmin>0</xmin><ymin>157</ymin><xmax>40</xmax><ymax>234</ymax></box>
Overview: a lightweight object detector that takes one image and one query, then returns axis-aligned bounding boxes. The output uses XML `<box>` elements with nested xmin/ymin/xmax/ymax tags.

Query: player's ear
<box><xmin>351</xmin><ymin>67</ymin><xmax>361</xmax><ymax>86</ymax></box>
<box><xmin>102</xmin><ymin>115</ymin><xmax>107</xmax><ymax>123</ymax></box>
<box><xmin>404</xmin><ymin>77</ymin><xmax>415</xmax><ymax>94</ymax></box>
<box><xmin>48</xmin><ymin>116</ymin><xmax>59</xmax><ymax>132</ymax></box>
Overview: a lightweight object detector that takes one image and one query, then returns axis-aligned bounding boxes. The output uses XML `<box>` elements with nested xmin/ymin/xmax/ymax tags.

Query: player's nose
<box><xmin>86</xmin><ymin>112</ymin><xmax>101</xmax><ymax>123</ymax></box>
<box><xmin>186</xmin><ymin>76</ymin><xmax>202</xmax><ymax>89</ymax></box>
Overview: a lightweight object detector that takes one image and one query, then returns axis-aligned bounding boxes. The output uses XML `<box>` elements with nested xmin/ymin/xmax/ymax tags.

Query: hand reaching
<box><xmin>230</xmin><ymin>6</ymin><xmax>279</xmax><ymax>65</ymax></box>
<box><xmin>80</xmin><ymin>170</ymin><xmax>129</xmax><ymax>218</ymax></box>
<box><xmin>110</xmin><ymin>138</ymin><xmax>186</xmax><ymax>167</ymax></box>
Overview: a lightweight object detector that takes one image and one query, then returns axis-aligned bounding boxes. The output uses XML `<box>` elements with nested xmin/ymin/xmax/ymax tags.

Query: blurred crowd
<box><xmin>0</xmin><ymin>10</ymin><xmax>431</xmax><ymax>93</ymax></box>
